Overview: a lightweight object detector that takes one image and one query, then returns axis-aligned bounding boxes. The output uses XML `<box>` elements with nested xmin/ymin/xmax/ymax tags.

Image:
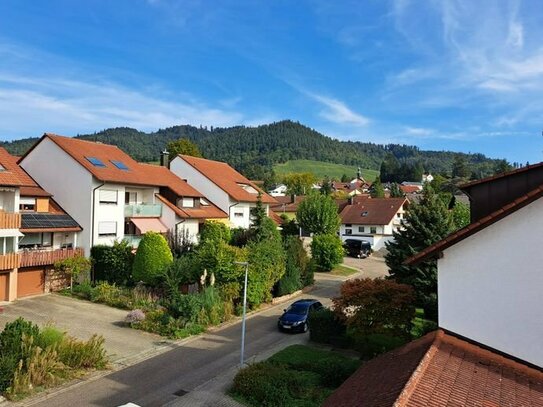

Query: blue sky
<box><xmin>0</xmin><ymin>0</ymin><xmax>541</xmax><ymax>164</ymax></box>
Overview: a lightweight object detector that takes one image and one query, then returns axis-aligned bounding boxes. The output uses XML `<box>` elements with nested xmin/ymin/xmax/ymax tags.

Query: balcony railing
<box><xmin>0</xmin><ymin>253</ymin><xmax>21</xmax><ymax>270</ymax></box>
<box><xmin>123</xmin><ymin>235</ymin><xmax>143</xmax><ymax>248</ymax></box>
<box><xmin>0</xmin><ymin>212</ymin><xmax>21</xmax><ymax>229</ymax></box>
<box><xmin>20</xmin><ymin>248</ymin><xmax>84</xmax><ymax>268</ymax></box>
<box><xmin>124</xmin><ymin>204</ymin><xmax>162</xmax><ymax>218</ymax></box>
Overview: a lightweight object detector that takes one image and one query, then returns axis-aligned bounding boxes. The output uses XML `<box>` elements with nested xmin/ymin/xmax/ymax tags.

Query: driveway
<box><xmin>0</xmin><ymin>294</ymin><xmax>173</xmax><ymax>364</ymax></box>
<box><xmin>342</xmin><ymin>255</ymin><xmax>389</xmax><ymax>279</ymax></box>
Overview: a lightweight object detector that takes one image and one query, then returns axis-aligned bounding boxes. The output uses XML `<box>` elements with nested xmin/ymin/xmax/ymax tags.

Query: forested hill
<box><xmin>2</xmin><ymin>120</ymin><xmax>503</xmax><ymax>179</ymax></box>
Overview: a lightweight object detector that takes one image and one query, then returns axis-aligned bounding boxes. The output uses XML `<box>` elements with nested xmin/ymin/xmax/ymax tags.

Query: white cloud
<box><xmin>405</xmin><ymin>126</ymin><xmax>433</xmax><ymax>137</ymax></box>
<box><xmin>307</xmin><ymin>93</ymin><xmax>370</xmax><ymax>126</ymax></box>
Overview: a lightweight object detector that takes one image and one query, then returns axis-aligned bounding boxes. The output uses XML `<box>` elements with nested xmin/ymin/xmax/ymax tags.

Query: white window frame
<box><xmin>182</xmin><ymin>197</ymin><xmax>195</xmax><ymax>208</ymax></box>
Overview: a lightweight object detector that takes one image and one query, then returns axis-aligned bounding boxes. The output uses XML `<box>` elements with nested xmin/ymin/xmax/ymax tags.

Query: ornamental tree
<box><xmin>132</xmin><ymin>232</ymin><xmax>173</xmax><ymax>286</ymax></box>
<box><xmin>296</xmin><ymin>193</ymin><xmax>340</xmax><ymax>235</ymax></box>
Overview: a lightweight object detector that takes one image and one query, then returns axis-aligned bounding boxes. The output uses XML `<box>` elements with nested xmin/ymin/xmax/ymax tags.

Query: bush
<box><xmin>90</xmin><ymin>282</ymin><xmax>131</xmax><ymax>309</ymax></box>
<box><xmin>247</xmin><ymin>239</ymin><xmax>286</xmax><ymax>307</ymax></box>
<box><xmin>307</xmin><ymin>308</ymin><xmax>346</xmax><ymax>345</ymax></box>
<box><xmin>276</xmin><ymin>236</ymin><xmax>307</xmax><ymax>296</ymax></box>
<box><xmin>351</xmin><ymin>333</ymin><xmax>407</xmax><ymax>360</ymax></box>
<box><xmin>132</xmin><ymin>232</ymin><xmax>173</xmax><ymax>286</ymax></box>
<box><xmin>310</xmin><ymin>234</ymin><xmax>344</xmax><ymax>271</ymax></box>
<box><xmin>125</xmin><ymin>309</ymin><xmax>146</xmax><ymax>324</ymax></box>
<box><xmin>197</xmin><ymin>241</ymin><xmax>247</xmax><ymax>285</ymax></box>
<box><xmin>199</xmin><ymin>221</ymin><xmax>231</xmax><ymax>245</ymax></box>
<box><xmin>163</xmin><ymin>254</ymin><xmax>201</xmax><ymax>293</ymax></box>
<box><xmin>71</xmin><ymin>280</ymin><xmax>93</xmax><ymax>299</ymax></box>
<box><xmin>36</xmin><ymin>326</ymin><xmax>64</xmax><ymax>349</ymax></box>
<box><xmin>91</xmin><ymin>241</ymin><xmax>134</xmax><ymax>285</ymax></box>
<box><xmin>57</xmin><ymin>334</ymin><xmax>107</xmax><ymax>369</ymax></box>
<box><xmin>230</xmin><ymin>227</ymin><xmax>253</xmax><ymax>247</ymax></box>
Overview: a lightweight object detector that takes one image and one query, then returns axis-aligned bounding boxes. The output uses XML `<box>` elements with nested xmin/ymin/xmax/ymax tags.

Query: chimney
<box><xmin>291</xmin><ymin>194</ymin><xmax>296</xmax><ymax>204</ymax></box>
<box><xmin>160</xmin><ymin>150</ymin><xmax>169</xmax><ymax>168</ymax></box>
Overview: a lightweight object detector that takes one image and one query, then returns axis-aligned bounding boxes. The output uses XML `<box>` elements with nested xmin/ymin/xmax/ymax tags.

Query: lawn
<box><xmin>231</xmin><ymin>344</ymin><xmax>360</xmax><ymax>407</ymax></box>
<box><xmin>274</xmin><ymin>159</ymin><xmax>379</xmax><ymax>181</ymax></box>
<box><xmin>329</xmin><ymin>264</ymin><xmax>359</xmax><ymax>277</ymax></box>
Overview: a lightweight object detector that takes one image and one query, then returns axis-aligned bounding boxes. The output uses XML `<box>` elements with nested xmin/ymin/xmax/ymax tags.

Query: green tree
<box><xmin>296</xmin><ymin>193</ymin><xmax>340</xmax><ymax>235</ymax></box>
<box><xmin>200</xmin><ymin>221</ymin><xmax>231</xmax><ymax>245</ymax></box>
<box><xmin>389</xmin><ymin>182</ymin><xmax>404</xmax><ymax>198</ymax></box>
<box><xmin>340</xmin><ymin>174</ymin><xmax>349</xmax><ymax>182</ymax></box>
<box><xmin>493</xmin><ymin>159</ymin><xmax>512</xmax><ymax>175</ymax></box>
<box><xmin>451</xmin><ymin>155</ymin><xmax>470</xmax><ymax>178</ymax></box>
<box><xmin>282</xmin><ymin>172</ymin><xmax>316</xmax><ymax>195</ymax></box>
<box><xmin>276</xmin><ymin>236</ymin><xmax>308</xmax><ymax>296</ymax></box>
<box><xmin>311</xmin><ymin>234</ymin><xmax>344</xmax><ymax>271</ymax></box>
<box><xmin>250</xmin><ymin>192</ymin><xmax>266</xmax><ymax>235</ymax></box>
<box><xmin>370</xmin><ymin>176</ymin><xmax>385</xmax><ymax>198</ymax></box>
<box><xmin>451</xmin><ymin>201</ymin><xmax>470</xmax><ymax>231</ymax></box>
<box><xmin>380</xmin><ymin>153</ymin><xmax>400</xmax><ymax>182</ymax></box>
<box><xmin>167</xmin><ymin>138</ymin><xmax>202</xmax><ymax>161</ymax></box>
<box><xmin>132</xmin><ymin>232</ymin><xmax>174</xmax><ymax>285</ymax></box>
<box><xmin>247</xmin><ymin>238</ymin><xmax>286</xmax><ymax>306</ymax></box>
<box><xmin>54</xmin><ymin>255</ymin><xmax>92</xmax><ymax>291</ymax></box>
<box><xmin>320</xmin><ymin>176</ymin><xmax>333</xmax><ymax>195</ymax></box>
<box><xmin>385</xmin><ymin>186</ymin><xmax>452</xmax><ymax>320</ymax></box>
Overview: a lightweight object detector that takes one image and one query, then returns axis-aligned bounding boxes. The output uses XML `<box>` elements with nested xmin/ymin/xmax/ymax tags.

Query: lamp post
<box><xmin>234</xmin><ymin>261</ymin><xmax>249</xmax><ymax>368</ymax></box>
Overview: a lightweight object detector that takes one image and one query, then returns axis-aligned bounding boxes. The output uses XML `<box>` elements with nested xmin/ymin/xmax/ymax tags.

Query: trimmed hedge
<box><xmin>132</xmin><ymin>232</ymin><xmax>173</xmax><ymax>286</ymax></box>
<box><xmin>310</xmin><ymin>234</ymin><xmax>344</xmax><ymax>271</ymax></box>
<box><xmin>91</xmin><ymin>241</ymin><xmax>134</xmax><ymax>285</ymax></box>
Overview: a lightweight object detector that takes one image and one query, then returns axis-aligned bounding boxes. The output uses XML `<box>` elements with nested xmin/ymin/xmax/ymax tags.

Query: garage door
<box><xmin>0</xmin><ymin>273</ymin><xmax>8</xmax><ymax>301</ymax></box>
<box><xmin>17</xmin><ymin>268</ymin><xmax>45</xmax><ymax>298</ymax></box>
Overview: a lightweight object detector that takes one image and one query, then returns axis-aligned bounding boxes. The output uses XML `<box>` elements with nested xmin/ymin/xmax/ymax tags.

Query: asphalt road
<box><xmin>27</xmin><ymin>276</ymin><xmax>347</xmax><ymax>407</ymax></box>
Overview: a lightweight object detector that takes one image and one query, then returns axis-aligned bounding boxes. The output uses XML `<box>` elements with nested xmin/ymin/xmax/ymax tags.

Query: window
<box><xmin>181</xmin><ymin>197</ymin><xmax>194</xmax><ymax>208</ymax></box>
<box><xmin>345</xmin><ymin>224</ymin><xmax>352</xmax><ymax>227</ymax></box>
<box><xmin>199</xmin><ymin>198</ymin><xmax>209</xmax><ymax>206</ymax></box>
<box><xmin>345</xmin><ymin>229</ymin><xmax>352</xmax><ymax>235</ymax></box>
<box><xmin>125</xmin><ymin>191</ymin><xmax>138</xmax><ymax>205</ymax></box>
<box><xmin>85</xmin><ymin>157</ymin><xmax>106</xmax><ymax>167</ymax></box>
<box><xmin>396</xmin><ymin>213</ymin><xmax>401</xmax><ymax>218</ymax></box>
<box><xmin>234</xmin><ymin>212</ymin><xmax>244</xmax><ymax>218</ymax></box>
<box><xmin>0</xmin><ymin>163</ymin><xmax>5</xmax><ymax>171</ymax></box>
<box><xmin>237</xmin><ymin>183</ymin><xmax>258</xmax><ymax>194</ymax></box>
<box><xmin>98</xmin><ymin>221</ymin><xmax>117</xmax><ymax>236</ymax></box>
<box><xmin>111</xmin><ymin>160</ymin><xmax>129</xmax><ymax>171</ymax></box>
<box><xmin>19</xmin><ymin>197</ymin><xmax>36</xmax><ymax>212</ymax></box>
<box><xmin>19</xmin><ymin>232</ymin><xmax>53</xmax><ymax>248</ymax></box>
<box><xmin>99</xmin><ymin>189</ymin><xmax>118</xmax><ymax>204</ymax></box>
<box><xmin>42</xmin><ymin>232</ymin><xmax>52</xmax><ymax>247</ymax></box>
<box><xmin>358</xmin><ymin>226</ymin><xmax>365</xmax><ymax>233</ymax></box>
<box><xmin>370</xmin><ymin>227</ymin><xmax>377</xmax><ymax>234</ymax></box>
<box><xmin>361</xmin><ymin>211</ymin><xmax>368</xmax><ymax>217</ymax></box>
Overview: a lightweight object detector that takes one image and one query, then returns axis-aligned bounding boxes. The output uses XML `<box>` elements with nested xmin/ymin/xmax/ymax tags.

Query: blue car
<box><xmin>277</xmin><ymin>299</ymin><xmax>323</xmax><ymax>333</ymax></box>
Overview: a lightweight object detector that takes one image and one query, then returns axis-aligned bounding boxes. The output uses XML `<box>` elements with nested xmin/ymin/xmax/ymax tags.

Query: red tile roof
<box><xmin>400</xmin><ymin>185</ymin><xmax>422</xmax><ymax>194</ymax></box>
<box><xmin>270</xmin><ymin>195</ymin><xmax>306</xmax><ymax>212</ymax></box>
<box><xmin>406</xmin><ymin>184</ymin><xmax>543</xmax><ymax>265</ymax></box>
<box><xmin>156</xmin><ymin>194</ymin><xmax>227</xmax><ymax>219</ymax></box>
<box><xmin>323</xmin><ymin>330</ymin><xmax>543</xmax><ymax>407</ymax></box>
<box><xmin>19</xmin><ymin>186</ymin><xmax>52</xmax><ymax>197</ymax></box>
<box><xmin>340</xmin><ymin>196</ymin><xmax>407</xmax><ymax>226</ymax></box>
<box><xmin>0</xmin><ymin>147</ymin><xmax>40</xmax><ymax>187</ymax></box>
<box><xmin>177</xmin><ymin>155</ymin><xmax>277</xmax><ymax>204</ymax></box>
<box><xmin>269</xmin><ymin>210</ymin><xmax>284</xmax><ymax>225</ymax></box>
<box><xmin>34</xmin><ymin>134</ymin><xmax>203</xmax><ymax>197</ymax></box>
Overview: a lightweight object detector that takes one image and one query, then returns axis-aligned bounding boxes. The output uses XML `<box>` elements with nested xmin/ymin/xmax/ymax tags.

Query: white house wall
<box><xmin>438</xmin><ymin>197</ymin><xmax>543</xmax><ymax>368</ymax></box>
<box><xmin>93</xmin><ymin>183</ymin><xmax>126</xmax><ymax>247</ymax></box>
<box><xmin>170</xmin><ymin>158</ymin><xmax>230</xmax><ymax>213</ymax></box>
<box><xmin>159</xmin><ymin>202</ymin><xmax>199</xmax><ymax>244</ymax></box>
<box><xmin>20</xmin><ymin>138</ymin><xmax>94</xmax><ymax>255</ymax></box>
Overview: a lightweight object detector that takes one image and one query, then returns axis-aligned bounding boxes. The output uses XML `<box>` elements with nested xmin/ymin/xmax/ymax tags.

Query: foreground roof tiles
<box><xmin>323</xmin><ymin>330</ymin><xmax>543</xmax><ymax>407</ymax></box>
<box><xmin>178</xmin><ymin>154</ymin><xmax>277</xmax><ymax>204</ymax></box>
<box><xmin>339</xmin><ymin>196</ymin><xmax>407</xmax><ymax>226</ymax></box>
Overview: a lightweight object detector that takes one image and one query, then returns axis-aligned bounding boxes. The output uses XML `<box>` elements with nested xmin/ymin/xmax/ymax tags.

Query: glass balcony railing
<box><xmin>124</xmin><ymin>204</ymin><xmax>162</xmax><ymax>218</ymax></box>
<box><xmin>123</xmin><ymin>235</ymin><xmax>143</xmax><ymax>248</ymax></box>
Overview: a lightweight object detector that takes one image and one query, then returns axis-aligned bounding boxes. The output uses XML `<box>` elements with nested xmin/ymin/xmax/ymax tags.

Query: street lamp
<box><xmin>234</xmin><ymin>261</ymin><xmax>249</xmax><ymax>368</ymax></box>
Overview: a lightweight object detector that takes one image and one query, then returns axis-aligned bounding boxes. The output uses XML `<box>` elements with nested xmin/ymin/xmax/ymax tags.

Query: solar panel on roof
<box><xmin>21</xmin><ymin>213</ymin><xmax>79</xmax><ymax>229</ymax></box>
<box><xmin>111</xmin><ymin>160</ymin><xmax>129</xmax><ymax>171</ymax></box>
<box><xmin>85</xmin><ymin>157</ymin><xmax>106</xmax><ymax>167</ymax></box>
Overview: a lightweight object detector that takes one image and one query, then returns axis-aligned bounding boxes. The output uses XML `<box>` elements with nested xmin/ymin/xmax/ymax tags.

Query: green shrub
<box><xmin>57</xmin><ymin>334</ymin><xmax>108</xmax><ymax>369</ymax></box>
<box><xmin>71</xmin><ymin>280</ymin><xmax>93</xmax><ymax>299</ymax></box>
<box><xmin>199</xmin><ymin>221</ymin><xmax>231</xmax><ymax>245</ymax></box>
<box><xmin>0</xmin><ymin>353</ymin><xmax>18</xmax><ymax>392</ymax></box>
<box><xmin>307</xmin><ymin>308</ymin><xmax>346</xmax><ymax>345</ymax></box>
<box><xmin>132</xmin><ymin>232</ymin><xmax>173</xmax><ymax>286</ymax></box>
<box><xmin>351</xmin><ymin>333</ymin><xmax>406</xmax><ymax>360</ymax></box>
<box><xmin>247</xmin><ymin>239</ymin><xmax>286</xmax><ymax>307</ymax></box>
<box><xmin>36</xmin><ymin>326</ymin><xmax>64</xmax><ymax>349</ymax></box>
<box><xmin>230</xmin><ymin>227</ymin><xmax>253</xmax><ymax>247</ymax></box>
<box><xmin>197</xmin><ymin>240</ymin><xmax>246</xmax><ymax>284</ymax></box>
<box><xmin>0</xmin><ymin>318</ymin><xmax>40</xmax><ymax>359</ymax></box>
<box><xmin>276</xmin><ymin>236</ymin><xmax>307</xmax><ymax>296</ymax></box>
<box><xmin>90</xmin><ymin>281</ymin><xmax>130</xmax><ymax>308</ymax></box>
<box><xmin>91</xmin><ymin>241</ymin><xmax>134</xmax><ymax>285</ymax></box>
<box><xmin>310</xmin><ymin>234</ymin><xmax>344</xmax><ymax>271</ymax></box>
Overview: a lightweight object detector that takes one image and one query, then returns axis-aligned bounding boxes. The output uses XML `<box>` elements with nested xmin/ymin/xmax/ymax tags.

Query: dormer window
<box><xmin>85</xmin><ymin>157</ymin><xmax>106</xmax><ymax>167</ymax></box>
<box><xmin>238</xmin><ymin>183</ymin><xmax>258</xmax><ymax>194</ymax></box>
<box><xmin>181</xmin><ymin>197</ymin><xmax>194</xmax><ymax>208</ymax></box>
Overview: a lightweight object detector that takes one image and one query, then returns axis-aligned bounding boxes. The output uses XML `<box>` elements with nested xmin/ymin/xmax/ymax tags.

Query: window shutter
<box><xmin>98</xmin><ymin>221</ymin><xmax>117</xmax><ymax>235</ymax></box>
<box><xmin>99</xmin><ymin>189</ymin><xmax>118</xmax><ymax>203</ymax></box>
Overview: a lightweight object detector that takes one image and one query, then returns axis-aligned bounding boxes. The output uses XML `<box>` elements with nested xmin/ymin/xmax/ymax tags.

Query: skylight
<box><xmin>362</xmin><ymin>211</ymin><xmax>368</xmax><ymax>217</ymax></box>
<box><xmin>238</xmin><ymin>183</ymin><xmax>258</xmax><ymax>194</ymax></box>
<box><xmin>111</xmin><ymin>160</ymin><xmax>129</xmax><ymax>171</ymax></box>
<box><xmin>0</xmin><ymin>164</ymin><xmax>5</xmax><ymax>172</ymax></box>
<box><xmin>85</xmin><ymin>157</ymin><xmax>106</xmax><ymax>167</ymax></box>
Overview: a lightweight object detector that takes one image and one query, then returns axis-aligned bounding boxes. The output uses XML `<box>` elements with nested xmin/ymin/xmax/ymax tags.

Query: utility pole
<box><xmin>235</xmin><ymin>261</ymin><xmax>249</xmax><ymax>367</ymax></box>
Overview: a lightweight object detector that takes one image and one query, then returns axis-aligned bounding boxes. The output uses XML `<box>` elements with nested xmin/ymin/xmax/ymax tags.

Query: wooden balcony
<box><xmin>0</xmin><ymin>212</ymin><xmax>21</xmax><ymax>229</ymax></box>
<box><xmin>0</xmin><ymin>253</ymin><xmax>21</xmax><ymax>270</ymax></box>
<box><xmin>20</xmin><ymin>248</ymin><xmax>84</xmax><ymax>268</ymax></box>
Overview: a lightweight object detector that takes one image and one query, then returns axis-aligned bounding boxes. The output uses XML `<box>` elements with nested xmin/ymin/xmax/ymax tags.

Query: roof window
<box><xmin>238</xmin><ymin>183</ymin><xmax>258</xmax><ymax>194</ymax></box>
<box><xmin>361</xmin><ymin>211</ymin><xmax>368</xmax><ymax>217</ymax></box>
<box><xmin>111</xmin><ymin>160</ymin><xmax>129</xmax><ymax>171</ymax></box>
<box><xmin>0</xmin><ymin>163</ymin><xmax>5</xmax><ymax>172</ymax></box>
<box><xmin>85</xmin><ymin>157</ymin><xmax>106</xmax><ymax>167</ymax></box>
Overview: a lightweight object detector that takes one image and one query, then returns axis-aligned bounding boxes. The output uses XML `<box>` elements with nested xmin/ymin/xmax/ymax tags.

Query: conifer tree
<box><xmin>385</xmin><ymin>185</ymin><xmax>452</xmax><ymax>320</ymax></box>
<box><xmin>389</xmin><ymin>182</ymin><xmax>404</xmax><ymax>198</ymax></box>
<box><xmin>370</xmin><ymin>176</ymin><xmax>385</xmax><ymax>198</ymax></box>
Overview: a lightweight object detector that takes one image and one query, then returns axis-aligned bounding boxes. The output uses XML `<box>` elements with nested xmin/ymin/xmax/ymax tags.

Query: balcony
<box><xmin>124</xmin><ymin>204</ymin><xmax>162</xmax><ymax>218</ymax></box>
<box><xmin>20</xmin><ymin>248</ymin><xmax>84</xmax><ymax>268</ymax></box>
<box><xmin>0</xmin><ymin>253</ymin><xmax>21</xmax><ymax>270</ymax></box>
<box><xmin>123</xmin><ymin>235</ymin><xmax>142</xmax><ymax>248</ymax></box>
<box><xmin>0</xmin><ymin>212</ymin><xmax>21</xmax><ymax>229</ymax></box>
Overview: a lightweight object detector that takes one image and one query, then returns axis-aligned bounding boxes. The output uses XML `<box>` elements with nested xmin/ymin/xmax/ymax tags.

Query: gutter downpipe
<box><xmin>228</xmin><ymin>201</ymin><xmax>239</xmax><ymax>227</ymax></box>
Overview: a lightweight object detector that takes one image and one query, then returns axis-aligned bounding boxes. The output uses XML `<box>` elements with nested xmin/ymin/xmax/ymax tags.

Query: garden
<box><xmin>62</xmin><ymin>196</ymin><xmax>316</xmax><ymax>339</ymax></box>
<box><xmin>0</xmin><ymin>318</ymin><xmax>107</xmax><ymax>400</ymax></box>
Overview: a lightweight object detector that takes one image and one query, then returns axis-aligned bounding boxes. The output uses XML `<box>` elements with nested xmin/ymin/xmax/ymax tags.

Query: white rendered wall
<box><xmin>93</xmin><ymin>183</ymin><xmax>126</xmax><ymax>247</ymax></box>
<box><xmin>160</xmin><ymin>202</ymin><xmax>199</xmax><ymax>243</ymax></box>
<box><xmin>170</xmin><ymin>157</ymin><xmax>230</xmax><ymax>213</ymax></box>
<box><xmin>438</xmin><ymin>197</ymin><xmax>543</xmax><ymax>368</ymax></box>
<box><xmin>20</xmin><ymin>138</ymin><xmax>94</xmax><ymax>255</ymax></box>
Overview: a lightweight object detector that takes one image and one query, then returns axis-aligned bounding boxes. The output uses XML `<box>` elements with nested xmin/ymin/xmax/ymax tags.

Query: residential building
<box><xmin>0</xmin><ymin>147</ymin><xmax>82</xmax><ymax>301</ymax></box>
<box><xmin>339</xmin><ymin>196</ymin><xmax>408</xmax><ymax>250</ymax></box>
<box><xmin>332</xmin><ymin>180</ymin><xmax>371</xmax><ymax>197</ymax></box>
<box><xmin>170</xmin><ymin>155</ymin><xmax>277</xmax><ymax>229</ymax></box>
<box><xmin>407</xmin><ymin>162</ymin><xmax>543</xmax><ymax>368</ymax></box>
<box><xmin>20</xmin><ymin>134</ymin><xmax>227</xmax><ymax>255</ymax></box>
<box><xmin>268</xmin><ymin>184</ymin><xmax>287</xmax><ymax>197</ymax></box>
<box><xmin>270</xmin><ymin>195</ymin><xmax>306</xmax><ymax>219</ymax></box>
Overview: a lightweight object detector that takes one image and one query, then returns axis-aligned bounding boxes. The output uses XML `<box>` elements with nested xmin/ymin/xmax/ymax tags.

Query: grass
<box><xmin>230</xmin><ymin>344</ymin><xmax>360</xmax><ymax>407</ymax></box>
<box><xmin>329</xmin><ymin>264</ymin><xmax>359</xmax><ymax>277</ymax></box>
<box><xmin>274</xmin><ymin>159</ymin><xmax>379</xmax><ymax>181</ymax></box>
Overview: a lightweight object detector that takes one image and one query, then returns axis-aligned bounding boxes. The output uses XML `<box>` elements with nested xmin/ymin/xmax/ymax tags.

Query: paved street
<box><xmin>14</xmin><ymin>257</ymin><xmax>387</xmax><ymax>407</ymax></box>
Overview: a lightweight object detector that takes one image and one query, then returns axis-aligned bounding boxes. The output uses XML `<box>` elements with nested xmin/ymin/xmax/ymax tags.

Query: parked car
<box><xmin>277</xmin><ymin>299</ymin><xmax>323</xmax><ymax>333</ymax></box>
<box><xmin>343</xmin><ymin>239</ymin><xmax>371</xmax><ymax>258</ymax></box>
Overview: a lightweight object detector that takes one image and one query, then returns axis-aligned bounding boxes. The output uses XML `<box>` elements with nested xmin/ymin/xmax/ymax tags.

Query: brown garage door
<box><xmin>17</xmin><ymin>267</ymin><xmax>45</xmax><ymax>298</ymax></box>
<box><xmin>0</xmin><ymin>273</ymin><xmax>8</xmax><ymax>301</ymax></box>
